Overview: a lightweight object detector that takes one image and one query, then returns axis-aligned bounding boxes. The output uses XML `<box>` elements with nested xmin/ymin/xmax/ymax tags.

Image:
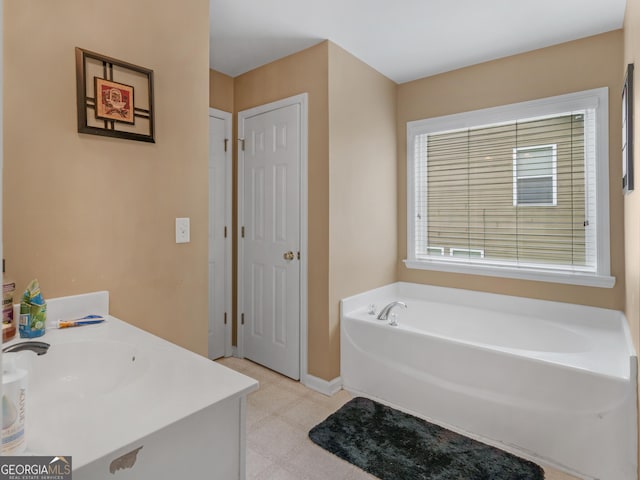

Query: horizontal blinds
<box><xmin>414</xmin><ymin>111</ymin><xmax>596</xmax><ymax>270</ymax></box>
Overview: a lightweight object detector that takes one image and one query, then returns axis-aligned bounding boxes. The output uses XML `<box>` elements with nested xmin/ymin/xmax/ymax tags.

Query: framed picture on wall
<box><xmin>622</xmin><ymin>63</ymin><xmax>634</xmax><ymax>194</ymax></box>
<box><xmin>94</xmin><ymin>78</ymin><xmax>135</xmax><ymax>124</ymax></box>
<box><xmin>76</xmin><ymin>47</ymin><xmax>155</xmax><ymax>143</ymax></box>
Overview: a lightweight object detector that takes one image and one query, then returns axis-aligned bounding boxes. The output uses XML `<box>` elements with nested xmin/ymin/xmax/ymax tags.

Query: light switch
<box><xmin>176</xmin><ymin>217</ymin><xmax>190</xmax><ymax>243</ymax></box>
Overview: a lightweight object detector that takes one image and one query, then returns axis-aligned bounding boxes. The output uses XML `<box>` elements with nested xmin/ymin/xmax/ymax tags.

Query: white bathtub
<box><xmin>340</xmin><ymin>282</ymin><xmax>637</xmax><ymax>480</ymax></box>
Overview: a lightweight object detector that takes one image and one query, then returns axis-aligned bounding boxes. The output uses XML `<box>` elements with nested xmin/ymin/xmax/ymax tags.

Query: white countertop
<box><xmin>5</xmin><ymin>292</ymin><xmax>258</xmax><ymax>468</ymax></box>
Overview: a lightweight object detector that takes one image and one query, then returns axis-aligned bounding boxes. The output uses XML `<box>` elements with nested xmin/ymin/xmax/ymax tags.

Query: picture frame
<box><xmin>76</xmin><ymin>47</ymin><xmax>155</xmax><ymax>143</ymax></box>
<box><xmin>94</xmin><ymin>77</ymin><xmax>135</xmax><ymax>125</ymax></box>
<box><xmin>622</xmin><ymin>63</ymin><xmax>634</xmax><ymax>194</ymax></box>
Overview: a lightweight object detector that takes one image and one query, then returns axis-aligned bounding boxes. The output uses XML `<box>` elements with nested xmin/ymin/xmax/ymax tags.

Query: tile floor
<box><xmin>217</xmin><ymin>357</ymin><xmax>581</xmax><ymax>480</ymax></box>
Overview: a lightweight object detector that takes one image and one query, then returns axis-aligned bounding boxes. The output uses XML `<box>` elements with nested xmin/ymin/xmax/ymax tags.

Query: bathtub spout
<box><xmin>376</xmin><ymin>301</ymin><xmax>407</xmax><ymax>320</ymax></box>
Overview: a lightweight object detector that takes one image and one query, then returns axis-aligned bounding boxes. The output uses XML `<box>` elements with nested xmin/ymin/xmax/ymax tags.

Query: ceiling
<box><xmin>210</xmin><ymin>0</ymin><xmax>627</xmax><ymax>84</ymax></box>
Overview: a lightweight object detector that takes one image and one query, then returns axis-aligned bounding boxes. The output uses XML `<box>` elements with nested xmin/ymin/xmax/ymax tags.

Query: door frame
<box><xmin>209</xmin><ymin>107</ymin><xmax>233</xmax><ymax>358</ymax></box>
<box><xmin>237</xmin><ymin>93</ymin><xmax>309</xmax><ymax>383</ymax></box>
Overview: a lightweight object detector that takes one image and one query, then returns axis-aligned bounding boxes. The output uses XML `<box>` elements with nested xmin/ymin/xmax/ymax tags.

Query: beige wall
<box><xmin>210</xmin><ymin>69</ymin><xmax>234</xmax><ymax>112</ymax></box>
<box><xmin>3</xmin><ymin>0</ymin><xmax>210</xmax><ymax>355</ymax></box>
<box><xmin>328</xmin><ymin>43</ymin><xmax>397</xmax><ymax>378</ymax></box>
<box><xmin>233</xmin><ymin>42</ymin><xmax>333</xmax><ymax>379</ymax></box>
<box><xmin>625</xmin><ymin>0</ymin><xmax>640</xmax><ymax>368</ymax></box>
<box><xmin>212</xmin><ymin>41</ymin><xmax>396</xmax><ymax>380</ymax></box>
<box><xmin>397</xmin><ymin>31</ymin><xmax>625</xmax><ymax>310</ymax></box>
<box><xmin>624</xmin><ymin>2</ymin><xmax>640</xmax><ymax>477</ymax></box>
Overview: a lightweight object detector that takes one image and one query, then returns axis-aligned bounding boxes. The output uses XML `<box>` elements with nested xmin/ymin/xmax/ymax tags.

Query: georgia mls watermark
<box><xmin>0</xmin><ymin>456</ymin><xmax>71</xmax><ymax>480</ymax></box>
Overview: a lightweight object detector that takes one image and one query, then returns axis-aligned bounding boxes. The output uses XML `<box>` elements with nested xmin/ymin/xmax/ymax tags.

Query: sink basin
<box><xmin>22</xmin><ymin>338</ymin><xmax>153</xmax><ymax>460</ymax></box>
<box><xmin>28</xmin><ymin>340</ymin><xmax>150</xmax><ymax>401</ymax></box>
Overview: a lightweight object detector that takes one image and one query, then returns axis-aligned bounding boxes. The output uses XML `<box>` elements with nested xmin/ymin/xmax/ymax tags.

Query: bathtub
<box><xmin>340</xmin><ymin>282</ymin><xmax>637</xmax><ymax>480</ymax></box>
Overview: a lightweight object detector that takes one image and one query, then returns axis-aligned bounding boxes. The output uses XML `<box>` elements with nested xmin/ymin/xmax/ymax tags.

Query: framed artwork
<box><xmin>622</xmin><ymin>63</ymin><xmax>634</xmax><ymax>194</ymax></box>
<box><xmin>95</xmin><ymin>78</ymin><xmax>135</xmax><ymax>124</ymax></box>
<box><xmin>76</xmin><ymin>47</ymin><xmax>155</xmax><ymax>143</ymax></box>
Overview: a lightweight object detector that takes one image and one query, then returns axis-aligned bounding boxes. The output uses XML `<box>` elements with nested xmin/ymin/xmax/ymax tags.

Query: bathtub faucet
<box><xmin>376</xmin><ymin>301</ymin><xmax>407</xmax><ymax>321</ymax></box>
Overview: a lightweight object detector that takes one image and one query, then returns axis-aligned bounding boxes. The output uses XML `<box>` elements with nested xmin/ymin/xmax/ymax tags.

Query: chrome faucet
<box><xmin>376</xmin><ymin>301</ymin><xmax>407</xmax><ymax>320</ymax></box>
<box><xmin>3</xmin><ymin>340</ymin><xmax>50</xmax><ymax>356</ymax></box>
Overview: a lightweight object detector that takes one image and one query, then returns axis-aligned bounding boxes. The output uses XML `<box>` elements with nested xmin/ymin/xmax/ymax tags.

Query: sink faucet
<box><xmin>376</xmin><ymin>301</ymin><xmax>407</xmax><ymax>320</ymax></box>
<box><xmin>3</xmin><ymin>341</ymin><xmax>50</xmax><ymax>356</ymax></box>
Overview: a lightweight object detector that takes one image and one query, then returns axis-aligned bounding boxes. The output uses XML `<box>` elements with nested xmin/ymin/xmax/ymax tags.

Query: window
<box><xmin>406</xmin><ymin>88</ymin><xmax>614</xmax><ymax>288</ymax></box>
<box><xmin>513</xmin><ymin>145</ymin><xmax>557</xmax><ymax>206</ymax></box>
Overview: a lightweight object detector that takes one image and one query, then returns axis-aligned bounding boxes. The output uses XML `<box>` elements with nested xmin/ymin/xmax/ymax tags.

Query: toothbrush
<box><xmin>57</xmin><ymin>315</ymin><xmax>106</xmax><ymax>329</ymax></box>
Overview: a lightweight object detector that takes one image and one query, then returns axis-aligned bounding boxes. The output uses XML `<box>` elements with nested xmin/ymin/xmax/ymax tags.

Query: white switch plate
<box><xmin>176</xmin><ymin>217</ymin><xmax>190</xmax><ymax>243</ymax></box>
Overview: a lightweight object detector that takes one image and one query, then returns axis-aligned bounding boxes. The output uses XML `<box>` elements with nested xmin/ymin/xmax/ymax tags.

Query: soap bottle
<box><xmin>2</xmin><ymin>260</ymin><xmax>16</xmax><ymax>342</ymax></box>
<box><xmin>1</xmin><ymin>355</ymin><xmax>27</xmax><ymax>454</ymax></box>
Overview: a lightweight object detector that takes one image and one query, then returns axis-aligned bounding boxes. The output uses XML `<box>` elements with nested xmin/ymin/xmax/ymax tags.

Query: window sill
<box><xmin>403</xmin><ymin>259</ymin><xmax>616</xmax><ymax>288</ymax></box>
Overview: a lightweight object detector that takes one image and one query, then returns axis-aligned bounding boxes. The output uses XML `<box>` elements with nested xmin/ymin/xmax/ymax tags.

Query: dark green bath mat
<box><xmin>309</xmin><ymin>397</ymin><xmax>544</xmax><ymax>480</ymax></box>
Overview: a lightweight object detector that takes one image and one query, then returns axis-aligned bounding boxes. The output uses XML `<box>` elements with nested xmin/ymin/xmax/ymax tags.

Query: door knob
<box><xmin>283</xmin><ymin>251</ymin><xmax>295</xmax><ymax>261</ymax></box>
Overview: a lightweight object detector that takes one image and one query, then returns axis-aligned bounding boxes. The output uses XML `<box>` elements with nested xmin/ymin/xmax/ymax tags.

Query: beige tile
<box><xmin>246</xmin><ymin>448</ymin><xmax>275</xmax><ymax>480</ymax></box>
<box><xmin>276</xmin><ymin>374</ymin><xmax>317</xmax><ymax>396</ymax></box>
<box><xmin>543</xmin><ymin>466</ymin><xmax>582</xmax><ymax>480</ymax></box>
<box><xmin>276</xmin><ymin>395</ymin><xmax>336</xmax><ymax>431</ymax></box>
<box><xmin>253</xmin><ymin>463</ymin><xmax>312</xmax><ymax>480</ymax></box>
<box><xmin>344</xmin><ymin>465</ymin><xmax>379</xmax><ymax>480</ymax></box>
<box><xmin>216</xmin><ymin>356</ymin><xmax>248</xmax><ymax>372</ymax></box>
<box><xmin>307</xmin><ymin>387</ymin><xmax>353</xmax><ymax>411</ymax></box>
<box><xmin>248</xmin><ymin>415</ymin><xmax>309</xmax><ymax>461</ymax></box>
<box><xmin>246</xmin><ymin>401</ymin><xmax>272</xmax><ymax>431</ymax></box>
<box><xmin>281</xmin><ymin>440</ymin><xmax>354</xmax><ymax>480</ymax></box>
<box><xmin>242</xmin><ymin>360</ymin><xmax>288</xmax><ymax>386</ymax></box>
<box><xmin>248</xmin><ymin>382</ymin><xmax>301</xmax><ymax>416</ymax></box>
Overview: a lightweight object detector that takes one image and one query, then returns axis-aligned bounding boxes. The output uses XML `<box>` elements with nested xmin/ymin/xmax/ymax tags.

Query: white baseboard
<box><xmin>303</xmin><ymin>374</ymin><xmax>342</xmax><ymax>397</ymax></box>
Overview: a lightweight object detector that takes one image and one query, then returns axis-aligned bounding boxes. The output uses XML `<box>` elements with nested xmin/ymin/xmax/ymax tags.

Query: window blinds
<box><xmin>413</xmin><ymin>110</ymin><xmax>597</xmax><ymax>271</ymax></box>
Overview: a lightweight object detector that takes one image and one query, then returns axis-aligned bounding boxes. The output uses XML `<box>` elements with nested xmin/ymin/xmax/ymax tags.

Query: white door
<box><xmin>239</xmin><ymin>100</ymin><xmax>302</xmax><ymax>380</ymax></box>
<box><xmin>209</xmin><ymin>109</ymin><xmax>232</xmax><ymax>360</ymax></box>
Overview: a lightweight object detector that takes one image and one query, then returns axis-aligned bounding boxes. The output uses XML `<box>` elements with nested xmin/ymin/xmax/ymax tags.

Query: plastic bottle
<box><xmin>19</xmin><ymin>279</ymin><xmax>46</xmax><ymax>338</ymax></box>
<box><xmin>2</xmin><ymin>260</ymin><xmax>16</xmax><ymax>342</ymax></box>
<box><xmin>1</xmin><ymin>355</ymin><xmax>27</xmax><ymax>454</ymax></box>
